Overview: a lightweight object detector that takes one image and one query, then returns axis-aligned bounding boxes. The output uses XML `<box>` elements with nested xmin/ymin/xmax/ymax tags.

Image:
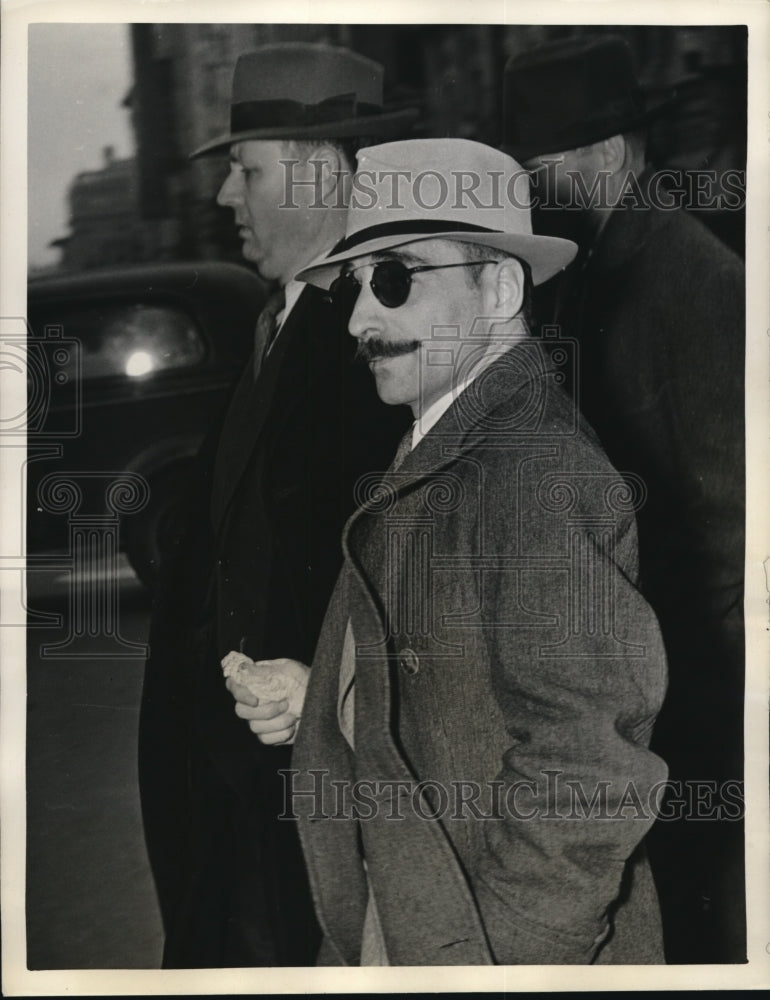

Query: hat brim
<box><xmin>190</xmin><ymin>108</ymin><xmax>419</xmax><ymax>159</ymax></box>
<box><xmin>297</xmin><ymin>230</ymin><xmax>578</xmax><ymax>289</ymax></box>
<box><xmin>503</xmin><ymin>95</ymin><xmax>677</xmax><ymax>164</ymax></box>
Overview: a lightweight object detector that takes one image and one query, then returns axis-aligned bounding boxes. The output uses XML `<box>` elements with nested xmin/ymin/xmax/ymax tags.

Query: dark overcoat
<box><xmin>550</xmin><ymin>196</ymin><xmax>746</xmax><ymax>961</ymax></box>
<box><xmin>138</xmin><ymin>283</ymin><xmax>410</xmax><ymax>966</ymax></box>
<box><xmin>292</xmin><ymin>343</ymin><xmax>669</xmax><ymax>966</ymax></box>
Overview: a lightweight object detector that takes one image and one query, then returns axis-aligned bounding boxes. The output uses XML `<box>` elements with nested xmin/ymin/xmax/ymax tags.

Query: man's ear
<box><xmin>600</xmin><ymin>134</ymin><xmax>627</xmax><ymax>175</ymax></box>
<box><xmin>310</xmin><ymin>144</ymin><xmax>347</xmax><ymax>205</ymax></box>
<box><xmin>488</xmin><ymin>257</ymin><xmax>525</xmax><ymax>321</ymax></box>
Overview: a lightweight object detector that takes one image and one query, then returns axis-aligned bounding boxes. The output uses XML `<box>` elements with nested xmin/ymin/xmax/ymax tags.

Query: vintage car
<box><xmin>26</xmin><ymin>260</ymin><xmax>267</xmax><ymax>588</ymax></box>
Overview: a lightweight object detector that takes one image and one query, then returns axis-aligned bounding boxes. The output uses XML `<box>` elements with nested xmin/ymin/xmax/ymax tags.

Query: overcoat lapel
<box><xmin>291</xmin><ymin>571</ymin><xmax>369</xmax><ymax>965</ymax></box>
<box><xmin>210</xmin><ymin>285</ymin><xmax>323</xmax><ymax>533</ymax></box>
<box><xmin>298</xmin><ymin>343</ymin><xmax>565</xmax><ymax>964</ymax></box>
<box><xmin>345</xmin><ymin>339</ymin><xmax>553</xmax><ymax>553</ymax></box>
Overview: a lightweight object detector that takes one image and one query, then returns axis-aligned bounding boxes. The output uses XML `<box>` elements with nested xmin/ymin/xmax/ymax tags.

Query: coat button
<box><xmin>398</xmin><ymin>648</ymin><xmax>420</xmax><ymax>675</ymax></box>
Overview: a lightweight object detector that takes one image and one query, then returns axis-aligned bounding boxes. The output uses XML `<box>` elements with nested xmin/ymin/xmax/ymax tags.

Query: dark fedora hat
<box><xmin>190</xmin><ymin>42</ymin><xmax>418</xmax><ymax>158</ymax></box>
<box><xmin>502</xmin><ymin>35</ymin><xmax>673</xmax><ymax>162</ymax></box>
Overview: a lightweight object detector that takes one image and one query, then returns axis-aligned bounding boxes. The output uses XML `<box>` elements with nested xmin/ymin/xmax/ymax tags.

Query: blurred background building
<box><xmin>52</xmin><ymin>146</ymin><xmax>150</xmax><ymax>270</ymax></box>
<box><xmin>49</xmin><ymin>23</ymin><xmax>748</xmax><ymax>272</ymax></box>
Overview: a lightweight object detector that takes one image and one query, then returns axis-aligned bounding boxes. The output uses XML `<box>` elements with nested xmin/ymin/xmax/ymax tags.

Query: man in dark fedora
<box><xmin>138</xmin><ymin>42</ymin><xmax>414</xmax><ymax>968</ymax></box>
<box><xmin>228</xmin><ymin>138</ymin><xmax>670</xmax><ymax>965</ymax></box>
<box><xmin>503</xmin><ymin>34</ymin><xmax>746</xmax><ymax>963</ymax></box>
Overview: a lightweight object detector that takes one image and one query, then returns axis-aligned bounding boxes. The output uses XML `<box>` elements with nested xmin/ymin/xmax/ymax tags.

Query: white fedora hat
<box><xmin>297</xmin><ymin>138</ymin><xmax>577</xmax><ymax>288</ymax></box>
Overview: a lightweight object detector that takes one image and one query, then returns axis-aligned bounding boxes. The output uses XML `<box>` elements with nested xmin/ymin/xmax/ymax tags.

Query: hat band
<box><xmin>231</xmin><ymin>93</ymin><xmax>382</xmax><ymax>133</ymax></box>
<box><xmin>340</xmin><ymin>219</ymin><xmax>500</xmax><ymax>252</ymax></box>
<box><xmin>506</xmin><ymin>93</ymin><xmax>648</xmax><ymax>151</ymax></box>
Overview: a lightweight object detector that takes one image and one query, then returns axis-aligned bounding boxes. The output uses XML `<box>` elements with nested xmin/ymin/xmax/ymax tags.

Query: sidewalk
<box><xmin>25</xmin><ymin>559</ymin><xmax>163</xmax><ymax>969</ymax></box>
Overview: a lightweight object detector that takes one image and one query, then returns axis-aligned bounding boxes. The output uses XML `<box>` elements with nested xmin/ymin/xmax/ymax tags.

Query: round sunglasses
<box><xmin>326</xmin><ymin>258</ymin><xmax>499</xmax><ymax>312</ymax></box>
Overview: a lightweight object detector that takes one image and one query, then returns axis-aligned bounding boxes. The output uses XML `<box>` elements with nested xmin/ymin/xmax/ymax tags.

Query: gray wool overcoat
<box><xmin>290</xmin><ymin>341</ymin><xmax>669</xmax><ymax>966</ymax></box>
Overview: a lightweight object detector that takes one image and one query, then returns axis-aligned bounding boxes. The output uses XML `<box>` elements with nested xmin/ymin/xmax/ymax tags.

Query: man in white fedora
<box><xmin>229</xmin><ymin>138</ymin><xmax>669</xmax><ymax>964</ymax></box>
<box><xmin>139</xmin><ymin>43</ymin><xmax>414</xmax><ymax>967</ymax></box>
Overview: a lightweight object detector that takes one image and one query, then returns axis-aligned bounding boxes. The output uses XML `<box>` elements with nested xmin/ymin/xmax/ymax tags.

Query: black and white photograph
<box><xmin>1</xmin><ymin>0</ymin><xmax>768</xmax><ymax>993</ymax></box>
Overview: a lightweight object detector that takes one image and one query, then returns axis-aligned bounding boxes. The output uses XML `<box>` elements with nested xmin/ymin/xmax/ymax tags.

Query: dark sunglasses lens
<box><xmin>371</xmin><ymin>260</ymin><xmax>412</xmax><ymax>308</ymax></box>
<box><xmin>329</xmin><ymin>273</ymin><xmax>361</xmax><ymax>318</ymax></box>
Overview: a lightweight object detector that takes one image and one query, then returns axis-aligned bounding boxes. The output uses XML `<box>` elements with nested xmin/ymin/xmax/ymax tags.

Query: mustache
<box><xmin>354</xmin><ymin>338</ymin><xmax>422</xmax><ymax>364</ymax></box>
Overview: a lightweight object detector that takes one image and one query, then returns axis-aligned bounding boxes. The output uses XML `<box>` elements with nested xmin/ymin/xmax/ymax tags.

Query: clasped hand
<box><xmin>225</xmin><ymin>657</ymin><xmax>310</xmax><ymax>745</ymax></box>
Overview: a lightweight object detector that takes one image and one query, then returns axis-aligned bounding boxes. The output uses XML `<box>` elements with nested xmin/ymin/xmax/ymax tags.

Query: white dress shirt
<box><xmin>273</xmin><ymin>277</ymin><xmax>304</xmax><ymax>334</ymax></box>
<box><xmin>411</xmin><ymin>344</ymin><xmax>513</xmax><ymax>449</ymax></box>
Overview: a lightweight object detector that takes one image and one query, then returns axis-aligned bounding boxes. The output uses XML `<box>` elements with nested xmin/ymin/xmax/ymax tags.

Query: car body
<box><xmin>26</xmin><ymin>260</ymin><xmax>267</xmax><ymax>587</ymax></box>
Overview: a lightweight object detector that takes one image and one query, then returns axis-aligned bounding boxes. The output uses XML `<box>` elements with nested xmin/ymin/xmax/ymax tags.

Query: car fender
<box><xmin>122</xmin><ymin>433</ymin><xmax>204</xmax><ymax>488</ymax></box>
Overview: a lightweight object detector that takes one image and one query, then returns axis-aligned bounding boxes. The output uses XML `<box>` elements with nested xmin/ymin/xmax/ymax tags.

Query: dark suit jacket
<box><xmin>292</xmin><ymin>344</ymin><xmax>669</xmax><ymax>966</ymax></box>
<box><xmin>138</xmin><ymin>282</ymin><xmax>410</xmax><ymax>966</ymax></box>
<box><xmin>550</xmin><ymin>197</ymin><xmax>746</xmax><ymax>962</ymax></box>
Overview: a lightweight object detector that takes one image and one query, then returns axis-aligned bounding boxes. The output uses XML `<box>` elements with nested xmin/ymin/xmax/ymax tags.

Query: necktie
<box><xmin>253</xmin><ymin>286</ymin><xmax>286</xmax><ymax>369</ymax></box>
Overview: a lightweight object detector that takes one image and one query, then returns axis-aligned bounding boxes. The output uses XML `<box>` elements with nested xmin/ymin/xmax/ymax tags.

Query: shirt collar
<box><xmin>275</xmin><ymin>278</ymin><xmax>304</xmax><ymax>331</ymax></box>
<box><xmin>411</xmin><ymin>343</ymin><xmax>517</xmax><ymax>450</ymax></box>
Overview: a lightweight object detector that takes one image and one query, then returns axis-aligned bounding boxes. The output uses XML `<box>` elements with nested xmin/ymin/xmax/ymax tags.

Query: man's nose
<box><xmin>346</xmin><ymin>274</ymin><xmax>381</xmax><ymax>339</ymax></box>
<box><xmin>216</xmin><ymin>171</ymin><xmax>242</xmax><ymax>208</ymax></box>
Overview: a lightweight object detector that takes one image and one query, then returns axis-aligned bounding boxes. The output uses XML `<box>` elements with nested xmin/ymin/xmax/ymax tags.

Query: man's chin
<box><xmin>241</xmin><ymin>242</ymin><xmax>275</xmax><ymax>279</ymax></box>
<box><xmin>371</xmin><ymin>367</ymin><xmax>408</xmax><ymax>408</ymax></box>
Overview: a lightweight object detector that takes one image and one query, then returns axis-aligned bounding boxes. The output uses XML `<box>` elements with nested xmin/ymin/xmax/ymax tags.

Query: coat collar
<box><xmin>343</xmin><ymin>337</ymin><xmax>553</xmax><ymax>536</ymax></box>
<box><xmin>211</xmin><ymin>283</ymin><xmax>345</xmax><ymax>534</ymax></box>
<box><xmin>586</xmin><ymin>167</ymin><xmax>674</xmax><ymax>276</ymax></box>
<box><xmin>211</xmin><ymin>233</ymin><xmax>350</xmax><ymax>534</ymax></box>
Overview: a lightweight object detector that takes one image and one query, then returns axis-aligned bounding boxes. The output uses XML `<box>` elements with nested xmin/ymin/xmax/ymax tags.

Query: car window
<box><xmin>29</xmin><ymin>302</ymin><xmax>206</xmax><ymax>381</ymax></box>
